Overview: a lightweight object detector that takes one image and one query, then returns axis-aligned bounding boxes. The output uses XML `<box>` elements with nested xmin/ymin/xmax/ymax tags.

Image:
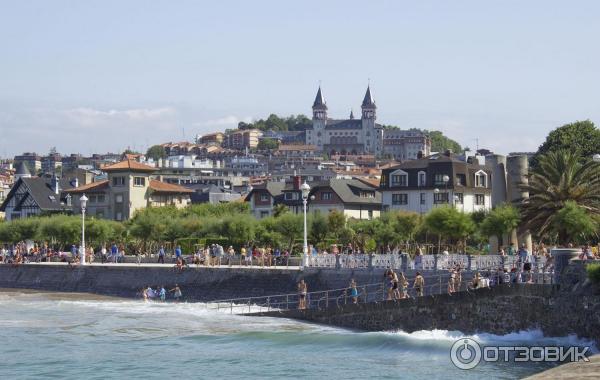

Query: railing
<box><xmin>304</xmin><ymin>253</ymin><xmax>550</xmax><ymax>272</ymax></box>
<box><xmin>205</xmin><ymin>270</ymin><xmax>554</xmax><ymax>315</ymax></box>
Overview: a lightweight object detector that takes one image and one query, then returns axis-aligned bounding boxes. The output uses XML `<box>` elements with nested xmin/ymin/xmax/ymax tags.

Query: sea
<box><xmin>0</xmin><ymin>289</ymin><xmax>595</xmax><ymax>380</ymax></box>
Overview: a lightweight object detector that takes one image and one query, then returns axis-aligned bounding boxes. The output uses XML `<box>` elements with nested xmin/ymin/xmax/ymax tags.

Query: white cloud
<box><xmin>193</xmin><ymin>115</ymin><xmax>253</xmax><ymax>128</ymax></box>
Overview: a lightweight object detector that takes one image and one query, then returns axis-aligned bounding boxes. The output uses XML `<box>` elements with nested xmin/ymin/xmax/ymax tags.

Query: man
<box><xmin>413</xmin><ymin>272</ymin><xmax>425</xmax><ymax>297</ymax></box>
<box><xmin>158</xmin><ymin>245</ymin><xmax>165</xmax><ymax>264</ymax></box>
<box><xmin>111</xmin><ymin>243</ymin><xmax>118</xmax><ymax>263</ymax></box>
<box><xmin>175</xmin><ymin>245</ymin><xmax>182</xmax><ymax>260</ymax></box>
<box><xmin>100</xmin><ymin>245</ymin><xmax>107</xmax><ymax>263</ymax></box>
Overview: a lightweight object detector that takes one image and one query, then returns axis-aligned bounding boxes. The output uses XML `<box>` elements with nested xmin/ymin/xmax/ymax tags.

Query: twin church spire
<box><xmin>312</xmin><ymin>85</ymin><xmax>376</xmax><ymax>121</ymax></box>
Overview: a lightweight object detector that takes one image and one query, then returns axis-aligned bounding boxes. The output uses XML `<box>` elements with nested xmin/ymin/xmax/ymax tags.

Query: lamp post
<box><xmin>433</xmin><ymin>188</ymin><xmax>440</xmax><ymax>208</ymax></box>
<box><xmin>593</xmin><ymin>153</ymin><xmax>600</xmax><ymax>162</ymax></box>
<box><xmin>442</xmin><ymin>174</ymin><xmax>450</xmax><ymax>205</ymax></box>
<box><xmin>80</xmin><ymin>194</ymin><xmax>88</xmax><ymax>265</ymax></box>
<box><xmin>300</xmin><ymin>181</ymin><xmax>311</xmax><ymax>268</ymax></box>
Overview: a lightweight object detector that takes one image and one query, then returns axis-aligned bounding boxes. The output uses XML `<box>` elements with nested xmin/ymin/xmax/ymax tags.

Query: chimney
<box><xmin>417</xmin><ymin>150</ymin><xmax>424</xmax><ymax>159</ymax></box>
<box><xmin>444</xmin><ymin>149</ymin><xmax>452</xmax><ymax>157</ymax></box>
<box><xmin>293</xmin><ymin>175</ymin><xmax>302</xmax><ymax>190</ymax></box>
<box><xmin>52</xmin><ymin>175</ymin><xmax>60</xmax><ymax>195</ymax></box>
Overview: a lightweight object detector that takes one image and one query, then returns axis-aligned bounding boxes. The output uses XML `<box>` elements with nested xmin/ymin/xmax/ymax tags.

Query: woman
<box><xmin>297</xmin><ymin>280</ymin><xmax>308</xmax><ymax>310</ymax></box>
<box><xmin>349</xmin><ymin>279</ymin><xmax>358</xmax><ymax>304</ymax></box>
<box><xmin>386</xmin><ymin>272</ymin><xmax>394</xmax><ymax>300</ymax></box>
<box><xmin>399</xmin><ymin>272</ymin><xmax>409</xmax><ymax>299</ymax></box>
<box><xmin>392</xmin><ymin>271</ymin><xmax>401</xmax><ymax>300</ymax></box>
<box><xmin>170</xmin><ymin>284</ymin><xmax>182</xmax><ymax>303</ymax></box>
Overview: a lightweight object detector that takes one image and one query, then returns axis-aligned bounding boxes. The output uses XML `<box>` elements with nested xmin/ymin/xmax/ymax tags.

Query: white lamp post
<box><xmin>433</xmin><ymin>188</ymin><xmax>440</xmax><ymax>208</ymax></box>
<box><xmin>80</xmin><ymin>194</ymin><xmax>88</xmax><ymax>265</ymax></box>
<box><xmin>443</xmin><ymin>175</ymin><xmax>450</xmax><ymax>204</ymax></box>
<box><xmin>300</xmin><ymin>181</ymin><xmax>311</xmax><ymax>268</ymax></box>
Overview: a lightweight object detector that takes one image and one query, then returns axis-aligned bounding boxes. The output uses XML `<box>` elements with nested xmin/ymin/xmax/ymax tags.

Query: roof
<box><xmin>102</xmin><ymin>159</ymin><xmax>156</xmax><ymax>172</ymax></box>
<box><xmin>64</xmin><ymin>180</ymin><xmax>109</xmax><ymax>194</ymax></box>
<box><xmin>361</xmin><ymin>86</ymin><xmax>376</xmax><ymax>108</ymax></box>
<box><xmin>312</xmin><ymin>86</ymin><xmax>327</xmax><ymax>109</ymax></box>
<box><xmin>324</xmin><ymin>119</ymin><xmax>363</xmax><ymax>130</ymax></box>
<box><xmin>148</xmin><ymin>180</ymin><xmax>194</xmax><ymax>194</ymax></box>
<box><xmin>15</xmin><ymin>162</ymin><xmax>31</xmax><ymax>176</ymax></box>
<box><xmin>325</xmin><ymin>179</ymin><xmax>381</xmax><ymax>205</ymax></box>
<box><xmin>0</xmin><ymin>177</ymin><xmax>75</xmax><ymax>212</ymax></box>
<box><xmin>245</xmin><ymin>181</ymin><xmax>285</xmax><ymax>201</ymax></box>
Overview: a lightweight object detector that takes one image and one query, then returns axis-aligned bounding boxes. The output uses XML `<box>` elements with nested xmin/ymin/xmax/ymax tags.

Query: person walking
<box><xmin>158</xmin><ymin>246</ymin><xmax>165</xmax><ymax>264</ymax></box>
<box><xmin>297</xmin><ymin>280</ymin><xmax>308</xmax><ymax>310</ymax></box>
<box><xmin>349</xmin><ymin>279</ymin><xmax>358</xmax><ymax>304</ymax></box>
<box><xmin>414</xmin><ymin>272</ymin><xmax>425</xmax><ymax>297</ymax></box>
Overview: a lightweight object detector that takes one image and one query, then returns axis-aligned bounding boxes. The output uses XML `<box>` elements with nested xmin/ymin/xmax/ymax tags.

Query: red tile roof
<box><xmin>149</xmin><ymin>180</ymin><xmax>194</xmax><ymax>194</ymax></box>
<box><xmin>101</xmin><ymin>159</ymin><xmax>156</xmax><ymax>172</ymax></box>
<box><xmin>64</xmin><ymin>180</ymin><xmax>110</xmax><ymax>193</ymax></box>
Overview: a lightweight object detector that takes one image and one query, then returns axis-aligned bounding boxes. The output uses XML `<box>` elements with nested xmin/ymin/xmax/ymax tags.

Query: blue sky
<box><xmin>1</xmin><ymin>0</ymin><xmax>599</xmax><ymax>156</ymax></box>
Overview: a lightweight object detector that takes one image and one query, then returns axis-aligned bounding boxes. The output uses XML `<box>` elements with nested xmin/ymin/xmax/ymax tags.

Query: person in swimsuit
<box><xmin>170</xmin><ymin>284</ymin><xmax>182</xmax><ymax>303</ymax></box>
<box><xmin>159</xmin><ymin>286</ymin><xmax>166</xmax><ymax>302</ymax></box>
<box><xmin>349</xmin><ymin>279</ymin><xmax>358</xmax><ymax>304</ymax></box>
<box><xmin>392</xmin><ymin>271</ymin><xmax>400</xmax><ymax>300</ymax></box>
<box><xmin>386</xmin><ymin>273</ymin><xmax>394</xmax><ymax>300</ymax></box>
<box><xmin>414</xmin><ymin>272</ymin><xmax>424</xmax><ymax>297</ymax></box>
<box><xmin>297</xmin><ymin>280</ymin><xmax>307</xmax><ymax>310</ymax></box>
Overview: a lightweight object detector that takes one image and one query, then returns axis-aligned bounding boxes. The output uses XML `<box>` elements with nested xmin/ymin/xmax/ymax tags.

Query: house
<box><xmin>246</xmin><ymin>177</ymin><xmax>381</xmax><ymax>220</ymax></box>
<box><xmin>379</xmin><ymin>151</ymin><xmax>493</xmax><ymax>214</ymax></box>
<box><xmin>64</xmin><ymin>159</ymin><xmax>193</xmax><ymax>221</ymax></box>
<box><xmin>0</xmin><ymin>175</ymin><xmax>76</xmax><ymax>221</ymax></box>
<box><xmin>184</xmin><ymin>183</ymin><xmax>243</xmax><ymax>204</ymax></box>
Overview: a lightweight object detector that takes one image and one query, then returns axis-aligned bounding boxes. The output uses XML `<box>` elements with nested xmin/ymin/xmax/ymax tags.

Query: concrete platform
<box><xmin>524</xmin><ymin>354</ymin><xmax>600</xmax><ymax>379</ymax></box>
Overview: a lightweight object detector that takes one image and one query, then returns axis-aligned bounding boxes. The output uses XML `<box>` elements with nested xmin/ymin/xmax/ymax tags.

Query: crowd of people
<box><xmin>141</xmin><ymin>284</ymin><xmax>182</xmax><ymax>302</ymax></box>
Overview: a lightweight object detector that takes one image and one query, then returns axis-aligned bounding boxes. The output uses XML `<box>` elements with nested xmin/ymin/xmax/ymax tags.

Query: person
<box><xmin>273</xmin><ymin>248</ymin><xmax>281</xmax><ymax>266</ymax></box>
<box><xmin>240</xmin><ymin>246</ymin><xmax>247</xmax><ymax>265</ymax></box>
<box><xmin>227</xmin><ymin>246</ymin><xmax>235</xmax><ymax>266</ymax></box>
<box><xmin>448</xmin><ymin>271</ymin><xmax>455</xmax><ymax>294</ymax></box>
<box><xmin>498</xmin><ymin>246</ymin><xmax>506</xmax><ymax>256</ymax></box>
<box><xmin>349</xmin><ymin>279</ymin><xmax>358</xmax><ymax>304</ymax></box>
<box><xmin>399</xmin><ymin>272</ymin><xmax>409</xmax><ymax>298</ymax></box>
<box><xmin>454</xmin><ymin>267</ymin><xmax>462</xmax><ymax>291</ymax></box>
<box><xmin>442</xmin><ymin>247</ymin><xmax>449</xmax><ymax>255</ymax></box>
<box><xmin>110</xmin><ymin>243</ymin><xmax>118</xmax><ymax>263</ymax></box>
<box><xmin>158</xmin><ymin>246</ymin><xmax>165</xmax><ymax>264</ymax></box>
<box><xmin>386</xmin><ymin>271</ymin><xmax>394</xmax><ymax>300</ymax></box>
<box><xmin>297</xmin><ymin>280</ymin><xmax>307</xmax><ymax>310</ymax></box>
<box><xmin>170</xmin><ymin>284</ymin><xmax>182</xmax><ymax>302</ymax></box>
<box><xmin>392</xmin><ymin>271</ymin><xmax>401</xmax><ymax>300</ymax></box>
<box><xmin>471</xmin><ymin>272</ymin><xmax>481</xmax><ymax>289</ymax></box>
<box><xmin>145</xmin><ymin>286</ymin><xmax>156</xmax><ymax>300</ymax></box>
<box><xmin>175</xmin><ymin>245</ymin><xmax>182</xmax><ymax>261</ymax></box>
<box><xmin>414</xmin><ymin>272</ymin><xmax>424</xmax><ymax>297</ymax></box>
<box><xmin>159</xmin><ymin>286</ymin><xmax>166</xmax><ymax>302</ymax></box>
<box><xmin>100</xmin><ymin>245</ymin><xmax>107</xmax><ymax>263</ymax></box>
<box><xmin>523</xmin><ymin>249</ymin><xmax>534</xmax><ymax>283</ymax></box>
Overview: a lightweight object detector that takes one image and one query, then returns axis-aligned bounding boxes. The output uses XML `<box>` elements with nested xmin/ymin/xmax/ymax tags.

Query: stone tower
<box><xmin>311</xmin><ymin>86</ymin><xmax>327</xmax><ymax>150</ymax></box>
<box><xmin>361</xmin><ymin>86</ymin><xmax>378</xmax><ymax>154</ymax></box>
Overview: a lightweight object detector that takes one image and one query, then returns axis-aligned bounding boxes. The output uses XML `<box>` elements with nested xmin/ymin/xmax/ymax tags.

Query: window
<box><xmin>420</xmin><ymin>193</ymin><xmax>426</xmax><ymax>205</ymax></box>
<box><xmin>116</xmin><ymin>212</ymin><xmax>122</xmax><ymax>221</ymax></box>
<box><xmin>97</xmin><ymin>195</ymin><xmax>105</xmax><ymax>203</ymax></box>
<box><xmin>259</xmin><ymin>193</ymin><xmax>269</xmax><ymax>202</ymax></box>
<box><xmin>134</xmin><ymin>177</ymin><xmax>145</xmax><ymax>187</ymax></box>
<box><xmin>88</xmin><ymin>195</ymin><xmax>96</xmax><ymax>203</ymax></box>
<box><xmin>391</xmin><ymin>174</ymin><xmax>408</xmax><ymax>187</ymax></box>
<box><xmin>112</xmin><ymin>176</ymin><xmax>125</xmax><ymax>186</ymax></box>
<box><xmin>360</xmin><ymin>191</ymin><xmax>375</xmax><ymax>198</ymax></box>
<box><xmin>434</xmin><ymin>174</ymin><xmax>449</xmax><ymax>186</ymax></box>
<box><xmin>475</xmin><ymin>194</ymin><xmax>485</xmax><ymax>205</ymax></box>
<box><xmin>475</xmin><ymin>172</ymin><xmax>487</xmax><ymax>188</ymax></box>
<box><xmin>434</xmin><ymin>192</ymin><xmax>449</xmax><ymax>204</ymax></box>
<box><xmin>455</xmin><ymin>174</ymin><xmax>466</xmax><ymax>186</ymax></box>
<box><xmin>418</xmin><ymin>171</ymin><xmax>426</xmax><ymax>187</ymax></box>
<box><xmin>392</xmin><ymin>193</ymin><xmax>408</xmax><ymax>205</ymax></box>
<box><xmin>321</xmin><ymin>192</ymin><xmax>333</xmax><ymax>200</ymax></box>
<box><xmin>115</xmin><ymin>194</ymin><xmax>123</xmax><ymax>203</ymax></box>
<box><xmin>454</xmin><ymin>193</ymin><xmax>464</xmax><ymax>204</ymax></box>
<box><xmin>260</xmin><ymin>211</ymin><xmax>269</xmax><ymax>218</ymax></box>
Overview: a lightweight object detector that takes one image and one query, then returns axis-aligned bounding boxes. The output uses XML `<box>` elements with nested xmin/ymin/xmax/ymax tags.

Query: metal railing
<box><xmin>205</xmin><ymin>270</ymin><xmax>554</xmax><ymax>315</ymax></box>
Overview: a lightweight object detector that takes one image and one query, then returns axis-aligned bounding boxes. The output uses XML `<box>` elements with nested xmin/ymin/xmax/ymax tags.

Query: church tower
<box><xmin>361</xmin><ymin>86</ymin><xmax>378</xmax><ymax>154</ymax></box>
<box><xmin>309</xmin><ymin>86</ymin><xmax>327</xmax><ymax>149</ymax></box>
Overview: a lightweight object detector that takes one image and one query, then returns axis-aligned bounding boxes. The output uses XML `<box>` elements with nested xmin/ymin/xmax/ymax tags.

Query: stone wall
<box><xmin>256</xmin><ymin>265</ymin><xmax>600</xmax><ymax>345</ymax></box>
<box><xmin>0</xmin><ymin>264</ymin><xmax>462</xmax><ymax>301</ymax></box>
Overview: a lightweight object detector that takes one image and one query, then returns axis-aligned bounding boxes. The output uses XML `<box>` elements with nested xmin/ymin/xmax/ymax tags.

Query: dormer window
<box><xmin>390</xmin><ymin>170</ymin><xmax>408</xmax><ymax>187</ymax></box>
<box><xmin>475</xmin><ymin>171</ymin><xmax>487</xmax><ymax>188</ymax></box>
<box><xmin>418</xmin><ymin>171</ymin><xmax>426</xmax><ymax>187</ymax></box>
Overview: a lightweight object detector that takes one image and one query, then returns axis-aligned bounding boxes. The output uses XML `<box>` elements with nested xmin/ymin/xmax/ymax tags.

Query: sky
<box><xmin>0</xmin><ymin>0</ymin><xmax>599</xmax><ymax>157</ymax></box>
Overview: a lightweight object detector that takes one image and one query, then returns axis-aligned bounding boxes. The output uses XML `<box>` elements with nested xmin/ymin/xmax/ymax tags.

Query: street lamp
<box><xmin>300</xmin><ymin>181</ymin><xmax>311</xmax><ymax>268</ymax></box>
<box><xmin>443</xmin><ymin>175</ymin><xmax>450</xmax><ymax>204</ymax></box>
<box><xmin>79</xmin><ymin>194</ymin><xmax>88</xmax><ymax>265</ymax></box>
<box><xmin>593</xmin><ymin>153</ymin><xmax>600</xmax><ymax>162</ymax></box>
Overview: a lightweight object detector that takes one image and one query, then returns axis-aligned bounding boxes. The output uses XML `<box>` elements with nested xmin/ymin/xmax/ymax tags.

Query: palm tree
<box><xmin>519</xmin><ymin>149</ymin><xmax>600</xmax><ymax>244</ymax></box>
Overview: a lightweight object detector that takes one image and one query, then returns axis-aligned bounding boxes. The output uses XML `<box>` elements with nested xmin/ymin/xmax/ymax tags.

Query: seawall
<box><xmin>0</xmin><ymin>263</ymin><xmax>461</xmax><ymax>301</ymax></box>
<box><xmin>256</xmin><ymin>280</ymin><xmax>600</xmax><ymax>345</ymax></box>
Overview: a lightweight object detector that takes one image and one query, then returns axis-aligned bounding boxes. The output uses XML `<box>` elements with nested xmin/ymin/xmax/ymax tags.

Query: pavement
<box><xmin>16</xmin><ymin>261</ymin><xmax>303</xmax><ymax>270</ymax></box>
<box><xmin>524</xmin><ymin>354</ymin><xmax>600</xmax><ymax>379</ymax></box>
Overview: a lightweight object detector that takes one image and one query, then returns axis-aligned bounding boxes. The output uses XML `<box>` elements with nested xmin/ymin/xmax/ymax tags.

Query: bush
<box><xmin>586</xmin><ymin>264</ymin><xmax>600</xmax><ymax>284</ymax></box>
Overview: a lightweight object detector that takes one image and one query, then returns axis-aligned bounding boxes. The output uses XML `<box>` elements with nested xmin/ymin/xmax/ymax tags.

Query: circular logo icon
<box><xmin>450</xmin><ymin>338</ymin><xmax>482</xmax><ymax>370</ymax></box>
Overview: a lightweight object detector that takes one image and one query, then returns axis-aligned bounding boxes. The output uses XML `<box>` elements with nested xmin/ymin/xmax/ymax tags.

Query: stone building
<box><xmin>65</xmin><ymin>159</ymin><xmax>193</xmax><ymax>221</ymax></box>
<box><xmin>305</xmin><ymin>86</ymin><xmax>430</xmax><ymax>159</ymax></box>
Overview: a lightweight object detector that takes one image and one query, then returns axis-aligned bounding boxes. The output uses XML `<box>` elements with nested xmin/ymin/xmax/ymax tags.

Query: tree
<box><xmin>519</xmin><ymin>149</ymin><xmax>600</xmax><ymax>244</ymax></box>
<box><xmin>327</xmin><ymin>210</ymin><xmax>346</xmax><ymax>239</ymax></box>
<box><xmin>553</xmin><ymin>201</ymin><xmax>598</xmax><ymax>244</ymax></box>
<box><xmin>427</xmin><ymin>131</ymin><xmax>462</xmax><ymax>153</ymax></box>
<box><xmin>274</xmin><ymin>213</ymin><xmax>303</xmax><ymax>252</ymax></box>
<box><xmin>425</xmin><ymin>207</ymin><xmax>475</xmax><ymax>252</ymax></box>
<box><xmin>146</xmin><ymin>145</ymin><xmax>167</xmax><ymax>161</ymax></box>
<box><xmin>309</xmin><ymin>212</ymin><xmax>329</xmax><ymax>245</ymax></box>
<box><xmin>257</xmin><ymin>138</ymin><xmax>279</xmax><ymax>151</ymax></box>
<box><xmin>480</xmin><ymin>204</ymin><xmax>520</xmax><ymax>242</ymax></box>
<box><xmin>393</xmin><ymin>211</ymin><xmax>421</xmax><ymax>242</ymax></box>
<box><xmin>273</xmin><ymin>204</ymin><xmax>289</xmax><ymax>218</ymax></box>
<box><xmin>533</xmin><ymin>120</ymin><xmax>600</xmax><ymax>168</ymax></box>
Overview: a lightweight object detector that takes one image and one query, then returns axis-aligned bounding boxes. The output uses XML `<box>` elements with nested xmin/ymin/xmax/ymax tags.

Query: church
<box><xmin>305</xmin><ymin>86</ymin><xmax>430</xmax><ymax>160</ymax></box>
